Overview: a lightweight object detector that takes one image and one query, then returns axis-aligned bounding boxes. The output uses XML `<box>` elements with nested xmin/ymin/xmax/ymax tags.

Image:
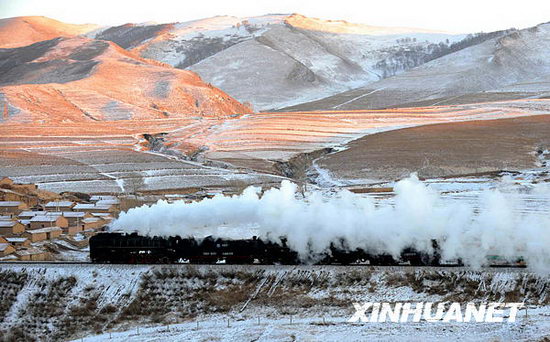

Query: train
<box><xmin>89</xmin><ymin>232</ymin><xmax>443</xmax><ymax>265</ymax></box>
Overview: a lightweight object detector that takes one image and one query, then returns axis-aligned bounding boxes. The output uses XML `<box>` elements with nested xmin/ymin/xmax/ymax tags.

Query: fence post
<box><xmin>290</xmin><ymin>315</ymin><xmax>293</xmax><ymax>324</ymax></box>
<box><xmin>227</xmin><ymin>318</ymin><xmax>230</xmax><ymax>328</ymax></box>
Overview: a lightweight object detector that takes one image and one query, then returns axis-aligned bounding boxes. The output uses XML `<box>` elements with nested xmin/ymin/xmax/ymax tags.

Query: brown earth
<box><xmin>319</xmin><ymin>114</ymin><xmax>550</xmax><ymax>182</ymax></box>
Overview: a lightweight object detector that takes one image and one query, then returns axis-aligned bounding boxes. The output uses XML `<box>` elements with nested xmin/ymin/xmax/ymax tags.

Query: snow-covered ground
<box><xmin>78</xmin><ymin>308</ymin><xmax>550</xmax><ymax>342</ymax></box>
<box><xmin>0</xmin><ymin>264</ymin><xmax>547</xmax><ymax>341</ymax></box>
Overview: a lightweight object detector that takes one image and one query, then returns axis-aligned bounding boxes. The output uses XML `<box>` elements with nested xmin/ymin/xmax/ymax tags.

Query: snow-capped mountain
<box><xmin>283</xmin><ymin>22</ymin><xmax>550</xmax><ymax>111</ymax></box>
<box><xmin>92</xmin><ymin>14</ymin><xmax>466</xmax><ymax>110</ymax></box>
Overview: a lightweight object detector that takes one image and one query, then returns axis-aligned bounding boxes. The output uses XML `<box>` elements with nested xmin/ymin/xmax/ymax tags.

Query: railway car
<box><xmin>89</xmin><ymin>232</ymin><xmax>441</xmax><ymax>265</ymax></box>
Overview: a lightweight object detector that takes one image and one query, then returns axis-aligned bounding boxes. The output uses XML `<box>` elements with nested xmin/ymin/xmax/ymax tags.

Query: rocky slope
<box><xmin>0</xmin><ymin>36</ymin><xmax>251</xmax><ymax>124</ymax></box>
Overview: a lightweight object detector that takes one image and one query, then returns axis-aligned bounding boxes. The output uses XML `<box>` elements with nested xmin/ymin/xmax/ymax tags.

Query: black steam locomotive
<box><xmin>89</xmin><ymin>232</ymin><xmax>441</xmax><ymax>266</ymax></box>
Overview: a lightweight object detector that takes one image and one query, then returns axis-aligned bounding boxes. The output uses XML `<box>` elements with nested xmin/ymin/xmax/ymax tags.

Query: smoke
<box><xmin>111</xmin><ymin>174</ymin><xmax>550</xmax><ymax>273</ymax></box>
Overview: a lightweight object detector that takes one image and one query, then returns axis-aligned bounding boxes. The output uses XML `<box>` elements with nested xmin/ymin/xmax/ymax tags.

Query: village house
<box><xmin>18</xmin><ymin>211</ymin><xmax>49</xmax><ymax>219</ymax></box>
<box><xmin>0</xmin><ymin>241</ymin><xmax>16</xmax><ymax>257</ymax></box>
<box><xmin>24</xmin><ymin>227</ymin><xmax>62</xmax><ymax>242</ymax></box>
<box><xmin>90</xmin><ymin>195</ymin><xmax>117</xmax><ymax>202</ymax></box>
<box><xmin>18</xmin><ymin>219</ymin><xmax>31</xmax><ymax>229</ymax></box>
<box><xmin>29</xmin><ymin>215</ymin><xmax>68</xmax><ymax>230</ymax></box>
<box><xmin>0</xmin><ymin>215</ymin><xmax>14</xmax><ymax>220</ymax></box>
<box><xmin>63</xmin><ymin>225</ymin><xmax>83</xmax><ymax>235</ymax></box>
<box><xmin>23</xmin><ymin>229</ymin><xmax>47</xmax><ymax>243</ymax></box>
<box><xmin>90</xmin><ymin>212</ymin><xmax>113</xmax><ymax>222</ymax></box>
<box><xmin>5</xmin><ymin>237</ymin><xmax>31</xmax><ymax>248</ymax></box>
<box><xmin>15</xmin><ymin>247</ymin><xmax>50</xmax><ymax>261</ymax></box>
<box><xmin>0</xmin><ymin>201</ymin><xmax>28</xmax><ymax>215</ymax></box>
<box><xmin>0</xmin><ymin>220</ymin><xmax>25</xmax><ymax>236</ymax></box>
<box><xmin>73</xmin><ymin>203</ymin><xmax>117</xmax><ymax>214</ymax></box>
<box><xmin>82</xmin><ymin>217</ymin><xmax>106</xmax><ymax>231</ymax></box>
<box><xmin>44</xmin><ymin>201</ymin><xmax>76</xmax><ymax>212</ymax></box>
<box><xmin>0</xmin><ymin>236</ymin><xmax>16</xmax><ymax>257</ymax></box>
<box><xmin>59</xmin><ymin>211</ymin><xmax>91</xmax><ymax>226</ymax></box>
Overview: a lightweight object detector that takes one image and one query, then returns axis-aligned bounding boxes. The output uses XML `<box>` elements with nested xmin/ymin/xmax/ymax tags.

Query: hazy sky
<box><xmin>1</xmin><ymin>0</ymin><xmax>549</xmax><ymax>33</ymax></box>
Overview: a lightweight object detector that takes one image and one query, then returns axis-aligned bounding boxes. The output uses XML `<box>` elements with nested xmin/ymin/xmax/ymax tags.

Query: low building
<box><xmin>15</xmin><ymin>248</ymin><xmax>50</xmax><ymax>261</ymax></box>
<box><xmin>29</xmin><ymin>215</ymin><xmax>68</xmax><ymax>229</ymax></box>
<box><xmin>73</xmin><ymin>203</ymin><xmax>116</xmax><ymax>214</ymax></box>
<box><xmin>60</xmin><ymin>212</ymin><xmax>91</xmax><ymax>226</ymax></box>
<box><xmin>0</xmin><ymin>220</ymin><xmax>25</xmax><ymax>236</ymax></box>
<box><xmin>5</xmin><ymin>237</ymin><xmax>31</xmax><ymax>248</ymax></box>
<box><xmin>18</xmin><ymin>219</ymin><xmax>31</xmax><ymax>229</ymax></box>
<box><xmin>24</xmin><ymin>227</ymin><xmax>62</xmax><ymax>242</ymax></box>
<box><xmin>0</xmin><ymin>201</ymin><xmax>28</xmax><ymax>215</ymax></box>
<box><xmin>62</xmin><ymin>225</ymin><xmax>82</xmax><ymax>235</ymax></box>
<box><xmin>0</xmin><ymin>215</ymin><xmax>14</xmax><ymax>220</ymax></box>
<box><xmin>23</xmin><ymin>229</ymin><xmax>47</xmax><ymax>243</ymax></box>
<box><xmin>90</xmin><ymin>195</ymin><xmax>117</xmax><ymax>202</ymax></box>
<box><xmin>90</xmin><ymin>213</ymin><xmax>113</xmax><ymax>222</ymax></box>
<box><xmin>82</xmin><ymin>217</ymin><xmax>106</xmax><ymax>231</ymax></box>
<box><xmin>44</xmin><ymin>201</ymin><xmax>75</xmax><ymax>212</ymax></box>
<box><xmin>0</xmin><ymin>242</ymin><xmax>15</xmax><ymax>257</ymax></box>
<box><xmin>18</xmin><ymin>211</ymin><xmax>48</xmax><ymax>219</ymax></box>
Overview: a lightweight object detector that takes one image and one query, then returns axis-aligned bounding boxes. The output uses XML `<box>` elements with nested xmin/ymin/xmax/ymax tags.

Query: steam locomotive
<box><xmin>89</xmin><ymin>232</ymin><xmax>442</xmax><ymax>265</ymax></box>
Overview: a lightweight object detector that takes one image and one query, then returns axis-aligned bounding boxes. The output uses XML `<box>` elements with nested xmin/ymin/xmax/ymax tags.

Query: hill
<box><xmin>0</xmin><ymin>36</ymin><xmax>251</xmax><ymax>123</ymax></box>
<box><xmin>283</xmin><ymin>22</ymin><xmax>550</xmax><ymax>111</ymax></box>
<box><xmin>0</xmin><ymin>16</ymin><xmax>98</xmax><ymax>48</ymax></box>
<box><xmin>93</xmin><ymin>14</ymin><xmax>466</xmax><ymax>110</ymax></box>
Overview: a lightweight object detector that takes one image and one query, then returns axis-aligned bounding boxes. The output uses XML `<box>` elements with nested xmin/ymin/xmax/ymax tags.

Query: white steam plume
<box><xmin>111</xmin><ymin>174</ymin><xmax>550</xmax><ymax>273</ymax></box>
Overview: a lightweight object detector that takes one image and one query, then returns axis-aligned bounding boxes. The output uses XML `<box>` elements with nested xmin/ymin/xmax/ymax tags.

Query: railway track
<box><xmin>0</xmin><ymin>261</ymin><xmax>531</xmax><ymax>272</ymax></box>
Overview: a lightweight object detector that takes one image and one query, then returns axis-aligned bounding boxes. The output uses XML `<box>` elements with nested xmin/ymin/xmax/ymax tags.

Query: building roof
<box><xmin>26</xmin><ymin>227</ymin><xmax>62</xmax><ymax>234</ymax></box>
<box><xmin>0</xmin><ymin>243</ymin><xmax>13</xmax><ymax>252</ymax></box>
<box><xmin>0</xmin><ymin>215</ymin><xmax>14</xmax><ymax>220</ymax></box>
<box><xmin>41</xmin><ymin>211</ymin><xmax>86</xmax><ymax>218</ymax></box>
<box><xmin>90</xmin><ymin>213</ymin><xmax>111</xmax><ymax>217</ymax></box>
<box><xmin>18</xmin><ymin>219</ymin><xmax>31</xmax><ymax>225</ymax></box>
<box><xmin>30</xmin><ymin>215</ymin><xmax>63</xmax><ymax>222</ymax></box>
<box><xmin>45</xmin><ymin>201</ymin><xmax>75</xmax><ymax>207</ymax></box>
<box><xmin>96</xmin><ymin>199</ymin><xmax>120</xmax><ymax>205</ymax></box>
<box><xmin>0</xmin><ymin>201</ymin><xmax>23</xmax><ymax>207</ymax></box>
<box><xmin>83</xmin><ymin>217</ymin><xmax>102</xmax><ymax>223</ymax></box>
<box><xmin>6</xmin><ymin>237</ymin><xmax>28</xmax><ymax>243</ymax></box>
<box><xmin>0</xmin><ymin>221</ymin><xmax>19</xmax><ymax>227</ymax></box>
<box><xmin>90</xmin><ymin>195</ymin><xmax>117</xmax><ymax>201</ymax></box>
<box><xmin>73</xmin><ymin>204</ymin><xmax>112</xmax><ymax>210</ymax></box>
<box><xmin>19</xmin><ymin>211</ymin><xmax>49</xmax><ymax>217</ymax></box>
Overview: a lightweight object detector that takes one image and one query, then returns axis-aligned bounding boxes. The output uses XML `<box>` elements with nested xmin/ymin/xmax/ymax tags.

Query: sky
<box><xmin>1</xmin><ymin>0</ymin><xmax>549</xmax><ymax>33</ymax></box>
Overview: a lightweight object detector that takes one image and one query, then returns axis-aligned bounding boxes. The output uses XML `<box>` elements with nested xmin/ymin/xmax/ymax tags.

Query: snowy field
<box><xmin>80</xmin><ymin>309</ymin><xmax>550</xmax><ymax>342</ymax></box>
